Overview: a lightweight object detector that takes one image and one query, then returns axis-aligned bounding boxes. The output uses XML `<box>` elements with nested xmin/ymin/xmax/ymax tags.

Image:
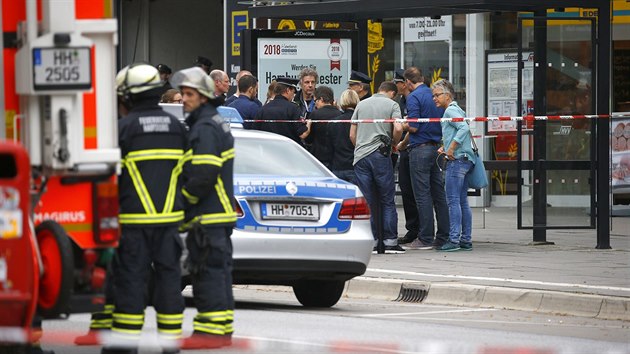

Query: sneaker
<box><xmin>384</xmin><ymin>245</ymin><xmax>406</xmax><ymax>254</ymax></box>
<box><xmin>459</xmin><ymin>242</ymin><xmax>472</xmax><ymax>251</ymax></box>
<box><xmin>403</xmin><ymin>239</ymin><xmax>433</xmax><ymax>250</ymax></box>
<box><xmin>437</xmin><ymin>241</ymin><xmax>461</xmax><ymax>252</ymax></box>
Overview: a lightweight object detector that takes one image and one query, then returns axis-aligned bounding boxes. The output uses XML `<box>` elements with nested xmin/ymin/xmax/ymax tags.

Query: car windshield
<box><xmin>234</xmin><ymin>137</ymin><xmax>329</xmax><ymax>177</ymax></box>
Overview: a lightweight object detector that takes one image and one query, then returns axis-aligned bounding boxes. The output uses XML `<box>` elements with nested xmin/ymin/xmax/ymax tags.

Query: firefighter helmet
<box><xmin>169</xmin><ymin>67</ymin><xmax>216</xmax><ymax>99</ymax></box>
<box><xmin>115</xmin><ymin>63</ymin><xmax>162</xmax><ymax>97</ymax></box>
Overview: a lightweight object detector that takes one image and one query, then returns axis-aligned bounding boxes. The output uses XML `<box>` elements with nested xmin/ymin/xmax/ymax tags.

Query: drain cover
<box><xmin>395</xmin><ymin>283</ymin><xmax>429</xmax><ymax>302</ymax></box>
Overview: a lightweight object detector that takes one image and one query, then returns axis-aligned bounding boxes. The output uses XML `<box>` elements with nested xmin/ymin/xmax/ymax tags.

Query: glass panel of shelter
<box><xmin>517</xmin><ymin>16</ymin><xmax>596</xmax><ymax>229</ymax></box>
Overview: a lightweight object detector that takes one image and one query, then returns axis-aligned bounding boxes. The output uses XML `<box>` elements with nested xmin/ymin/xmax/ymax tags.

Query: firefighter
<box><xmin>75</xmin><ymin>74</ymin><xmax>132</xmax><ymax>348</ymax></box>
<box><xmin>169</xmin><ymin>67</ymin><xmax>237</xmax><ymax>350</ymax></box>
<box><xmin>101</xmin><ymin>63</ymin><xmax>188</xmax><ymax>354</ymax></box>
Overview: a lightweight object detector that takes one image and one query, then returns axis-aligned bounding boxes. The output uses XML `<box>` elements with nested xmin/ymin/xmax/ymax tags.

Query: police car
<box><xmin>163</xmin><ymin>105</ymin><xmax>373</xmax><ymax>307</ymax></box>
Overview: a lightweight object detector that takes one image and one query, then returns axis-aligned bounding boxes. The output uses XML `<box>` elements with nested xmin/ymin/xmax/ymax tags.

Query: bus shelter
<box><xmin>246</xmin><ymin>0</ymin><xmax>613</xmax><ymax>248</ymax></box>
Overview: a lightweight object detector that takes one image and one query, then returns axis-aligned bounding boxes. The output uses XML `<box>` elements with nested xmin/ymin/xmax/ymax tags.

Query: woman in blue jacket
<box><xmin>433</xmin><ymin>79</ymin><xmax>475</xmax><ymax>252</ymax></box>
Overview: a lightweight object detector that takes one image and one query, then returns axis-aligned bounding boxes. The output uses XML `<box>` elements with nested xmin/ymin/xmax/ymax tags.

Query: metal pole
<box><xmin>532</xmin><ymin>12</ymin><xmax>552</xmax><ymax>245</ymax></box>
<box><xmin>357</xmin><ymin>20</ymin><xmax>368</xmax><ymax>73</ymax></box>
<box><xmin>596</xmin><ymin>0</ymin><xmax>611</xmax><ymax>249</ymax></box>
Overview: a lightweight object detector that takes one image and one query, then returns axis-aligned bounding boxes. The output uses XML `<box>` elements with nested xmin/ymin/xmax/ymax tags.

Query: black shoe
<box><xmin>398</xmin><ymin>234</ymin><xmax>417</xmax><ymax>244</ymax></box>
<box><xmin>384</xmin><ymin>245</ymin><xmax>406</xmax><ymax>254</ymax></box>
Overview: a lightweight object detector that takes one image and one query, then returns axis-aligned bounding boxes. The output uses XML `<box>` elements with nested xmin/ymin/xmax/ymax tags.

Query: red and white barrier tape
<box><xmin>243</xmin><ymin>112</ymin><xmax>630</xmax><ymax>124</ymax></box>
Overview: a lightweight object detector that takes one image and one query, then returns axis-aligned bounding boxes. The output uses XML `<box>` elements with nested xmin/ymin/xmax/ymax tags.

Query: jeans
<box><xmin>445</xmin><ymin>158</ymin><xmax>473</xmax><ymax>244</ymax></box>
<box><xmin>398</xmin><ymin>149</ymin><xmax>419</xmax><ymax>237</ymax></box>
<box><xmin>354</xmin><ymin>151</ymin><xmax>398</xmax><ymax>246</ymax></box>
<box><xmin>409</xmin><ymin>144</ymin><xmax>449</xmax><ymax>246</ymax></box>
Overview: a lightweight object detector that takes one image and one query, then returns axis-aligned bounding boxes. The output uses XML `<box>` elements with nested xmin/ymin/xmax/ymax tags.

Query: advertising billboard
<box><xmin>241</xmin><ymin>30</ymin><xmax>358</xmax><ymax>103</ymax></box>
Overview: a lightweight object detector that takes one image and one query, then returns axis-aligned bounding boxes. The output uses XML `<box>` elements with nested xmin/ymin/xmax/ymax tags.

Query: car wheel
<box><xmin>36</xmin><ymin>220</ymin><xmax>74</xmax><ymax>319</ymax></box>
<box><xmin>292</xmin><ymin>280</ymin><xmax>345</xmax><ymax>307</ymax></box>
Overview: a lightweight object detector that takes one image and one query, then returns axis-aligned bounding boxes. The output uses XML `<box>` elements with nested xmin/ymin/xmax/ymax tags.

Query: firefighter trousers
<box><xmin>111</xmin><ymin>226</ymin><xmax>185</xmax><ymax>343</ymax></box>
<box><xmin>185</xmin><ymin>226</ymin><xmax>234</xmax><ymax>336</ymax></box>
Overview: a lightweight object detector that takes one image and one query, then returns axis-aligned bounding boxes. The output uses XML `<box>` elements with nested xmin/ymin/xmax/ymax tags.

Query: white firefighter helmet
<box><xmin>115</xmin><ymin>63</ymin><xmax>162</xmax><ymax>96</ymax></box>
<box><xmin>169</xmin><ymin>67</ymin><xmax>216</xmax><ymax>99</ymax></box>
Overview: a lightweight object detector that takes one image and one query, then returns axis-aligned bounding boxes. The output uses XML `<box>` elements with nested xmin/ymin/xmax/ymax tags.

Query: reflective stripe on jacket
<box><xmin>181</xmin><ymin>104</ymin><xmax>236</xmax><ymax>230</ymax></box>
<box><xmin>118</xmin><ymin>100</ymin><xmax>189</xmax><ymax>226</ymax></box>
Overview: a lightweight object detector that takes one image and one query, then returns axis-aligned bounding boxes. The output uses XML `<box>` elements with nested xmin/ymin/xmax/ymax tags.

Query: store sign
<box><xmin>231</xmin><ymin>11</ymin><xmax>248</xmax><ymax>57</ymax></box>
<box><xmin>225</xmin><ymin>0</ymin><xmax>250</xmax><ymax>92</ymax></box>
<box><xmin>257</xmin><ymin>37</ymin><xmax>352</xmax><ymax>102</ymax></box>
<box><xmin>402</xmin><ymin>16</ymin><xmax>452</xmax><ymax>42</ymax></box>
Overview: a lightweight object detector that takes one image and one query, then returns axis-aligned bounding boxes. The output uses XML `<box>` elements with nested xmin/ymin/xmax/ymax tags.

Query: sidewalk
<box><xmin>344</xmin><ymin>207</ymin><xmax>630</xmax><ymax>321</ymax></box>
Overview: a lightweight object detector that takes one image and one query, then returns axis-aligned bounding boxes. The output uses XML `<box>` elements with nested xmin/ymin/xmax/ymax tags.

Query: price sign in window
<box><xmin>32</xmin><ymin>47</ymin><xmax>92</xmax><ymax>90</ymax></box>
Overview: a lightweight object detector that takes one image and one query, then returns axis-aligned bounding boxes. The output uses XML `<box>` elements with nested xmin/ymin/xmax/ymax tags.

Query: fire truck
<box><xmin>1</xmin><ymin>0</ymin><xmax>120</xmax><ymax>327</ymax></box>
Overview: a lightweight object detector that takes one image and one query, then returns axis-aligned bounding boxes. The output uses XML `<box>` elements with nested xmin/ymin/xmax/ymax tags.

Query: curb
<box><xmin>343</xmin><ymin>278</ymin><xmax>630</xmax><ymax>321</ymax></box>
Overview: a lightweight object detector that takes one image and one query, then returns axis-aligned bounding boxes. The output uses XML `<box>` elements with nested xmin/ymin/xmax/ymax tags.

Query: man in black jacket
<box><xmin>305</xmin><ymin>85</ymin><xmax>340</xmax><ymax>168</ymax></box>
<box><xmin>252</xmin><ymin>77</ymin><xmax>310</xmax><ymax>145</ymax></box>
<box><xmin>102</xmin><ymin>63</ymin><xmax>188</xmax><ymax>354</ymax></box>
<box><xmin>170</xmin><ymin>67</ymin><xmax>236</xmax><ymax>350</ymax></box>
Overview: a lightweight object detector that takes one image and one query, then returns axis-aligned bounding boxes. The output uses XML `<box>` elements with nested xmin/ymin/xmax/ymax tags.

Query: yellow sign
<box><xmin>232</xmin><ymin>11</ymin><xmax>248</xmax><ymax>56</ymax></box>
<box><xmin>367</xmin><ymin>20</ymin><xmax>384</xmax><ymax>54</ymax></box>
<box><xmin>367</xmin><ymin>20</ymin><xmax>385</xmax><ymax>93</ymax></box>
<box><xmin>278</xmin><ymin>19</ymin><xmax>296</xmax><ymax>30</ymax></box>
<box><xmin>522</xmin><ymin>1</ymin><xmax>630</xmax><ymax>26</ymax></box>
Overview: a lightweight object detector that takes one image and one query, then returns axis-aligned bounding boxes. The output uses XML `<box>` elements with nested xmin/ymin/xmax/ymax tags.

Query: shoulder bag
<box><xmin>468</xmin><ymin>131</ymin><xmax>489</xmax><ymax>189</ymax></box>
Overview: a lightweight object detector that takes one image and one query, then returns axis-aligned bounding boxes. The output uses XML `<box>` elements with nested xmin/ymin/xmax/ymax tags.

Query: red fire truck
<box><xmin>1</xmin><ymin>0</ymin><xmax>120</xmax><ymax>328</ymax></box>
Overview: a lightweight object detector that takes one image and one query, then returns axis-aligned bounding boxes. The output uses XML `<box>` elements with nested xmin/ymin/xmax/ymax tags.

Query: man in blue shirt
<box><xmin>227</xmin><ymin>75</ymin><xmax>261</xmax><ymax>128</ymax></box>
<box><xmin>403</xmin><ymin>67</ymin><xmax>449</xmax><ymax>250</ymax></box>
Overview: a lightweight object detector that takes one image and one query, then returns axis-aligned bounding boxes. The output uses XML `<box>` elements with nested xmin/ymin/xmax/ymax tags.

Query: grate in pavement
<box><xmin>395</xmin><ymin>283</ymin><xmax>429</xmax><ymax>302</ymax></box>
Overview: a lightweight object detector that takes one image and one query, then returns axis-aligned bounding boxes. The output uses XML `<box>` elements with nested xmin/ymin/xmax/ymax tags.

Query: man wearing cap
<box><xmin>195</xmin><ymin>56</ymin><xmax>213</xmax><ymax>75</ymax></box>
<box><xmin>156</xmin><ymin>63</ymin><xmax>173</xmax><ymax>96</ymax></box>
<box><xmin>393</xmin><ymin>68</ymin><xmax>420</xmax><ymax>244</ymax></box>
<box><xmin>403</xmin><ymin>66</ymin><xmax>449</xmax><ymax>250</ymax></box>
<box><xmin>348</xmin><ymin>70</ymin><xmax>373</xmax><ymax>100</ymax></box>
<box><xmin>170</xmin><ymin>67</ymin><xmax>236</xmax><ymax>349</ymax></box>
<box><xmin>252</xmin><ymin>77</ymin><xmax>310</xmax><ymax>144</ymax></box>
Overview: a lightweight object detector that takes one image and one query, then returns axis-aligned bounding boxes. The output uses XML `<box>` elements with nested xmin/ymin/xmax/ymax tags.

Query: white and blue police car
<box><xmin>163</xmin><ymin>105</ymin><xmax>374</xmax><ymax>307</ymax></box>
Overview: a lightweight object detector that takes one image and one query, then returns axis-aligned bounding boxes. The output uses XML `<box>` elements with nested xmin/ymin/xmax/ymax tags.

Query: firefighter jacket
<box><xmin>118</xmin><ymin>98</ymin><xmax>188</xmax><ymax>227</ymax></box>
<box><xmin>181</xmin><ymin>103</ymin><xmax>236</xmax><ymax>230</ymax></box>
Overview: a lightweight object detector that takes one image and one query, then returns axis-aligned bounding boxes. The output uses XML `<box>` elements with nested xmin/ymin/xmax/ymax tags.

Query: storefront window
<box><xmin>401</xmin><ymin>15</ymin><xmax>466</xmax><ymax>109</ymax></box>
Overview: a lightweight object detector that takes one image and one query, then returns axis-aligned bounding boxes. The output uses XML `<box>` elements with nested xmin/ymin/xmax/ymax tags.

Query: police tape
<box><xmin>243</xmin><ymin>112</ymin><xmax>630</xmax><ymax>124</ymax></box>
